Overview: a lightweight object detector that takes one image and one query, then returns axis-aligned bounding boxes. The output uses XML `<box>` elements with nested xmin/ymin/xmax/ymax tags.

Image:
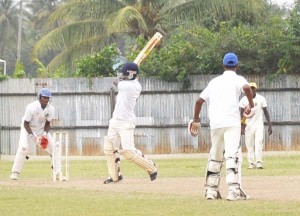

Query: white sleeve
<box><xmin>238</xmin><ymin>76</ymin><xmax>249</xmax><ymax>93</ymax></box>
<box><xmin>46</xmin><ymin>106</ymin><xmax>55</xmax><ymax>121</ymax></box>
<box><xmin>200</xmin><ymin>83</ymin><xmax>210</xmax><ymax>101</ymax></box>
<box><xmin>23</xmin><ymin>104</ymin><xmax>33</xmax><ymax>122</ymax></box>
<box><xmin>239</xmin><ymin>96</ymin><xmax>248</xmax><ymax>108</ymax></box>
<box><xmin>261</xmin><ymin>96</ymin><xmax>267</xmax><ymax>108</ymax></box>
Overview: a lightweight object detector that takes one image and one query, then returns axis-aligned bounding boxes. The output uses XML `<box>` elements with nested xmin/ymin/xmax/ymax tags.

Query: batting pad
<box><xmin>226</xmin><ymin>157</ymin><xmax>239</xmax><ymax>185</ymax></box>
<box><xmin>205</xmin><ymin>159</ymin><xmax>223</xmax><ymax>188</ymax></box>
<box><xmin>120</xmin><ymin>150</ymin><xmax>157</xmax><ymax>174</ymax></box>
<box><xmin>104</xmin><ymin>137</ymin><xmax>120</xmax><ymax>181</ymax></box>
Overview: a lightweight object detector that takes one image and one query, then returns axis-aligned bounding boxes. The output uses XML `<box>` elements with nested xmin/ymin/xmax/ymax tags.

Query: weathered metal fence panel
<box><xmin>1</xmin><ymin>75</ymin><xmax>299</xmax><ymax>156</ymax></box>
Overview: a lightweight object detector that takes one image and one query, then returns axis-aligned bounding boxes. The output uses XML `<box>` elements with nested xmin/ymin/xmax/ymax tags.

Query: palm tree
<box><xmin>0</xmin><ymin>0</ymin><xmax>19</xmax><ymax>57</ymax></box>
<box><xmin>25</xmin><ymin>0</ymin><xmax>64</xmax><ymax>76</ymax></box>
<box><xmin>32</xmin><ymin>0</ymin><xmax>266</xmax><ymax>73</ymax></box>
<box><xmin>27</xmin><ymin>0</ymin><xmax>61</xmax><ymax>32</ymax></box>
<box><xmin>0</xmin><ymin>0</ymin><xmax>32</xmax><ymax>74</ymax></box>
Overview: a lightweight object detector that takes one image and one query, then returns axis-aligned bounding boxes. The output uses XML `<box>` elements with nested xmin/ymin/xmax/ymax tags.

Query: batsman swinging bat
<box><xmin>133</xmin><ymin>32</ymin><xmax>164</xmax><ymax>66</ymax></box>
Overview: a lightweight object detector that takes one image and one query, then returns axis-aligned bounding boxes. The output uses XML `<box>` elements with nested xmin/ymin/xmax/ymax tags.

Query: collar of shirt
<box><xmin>223</xmin><ymin>70</ymin><xmax>237</xmax><ymax>75</ymax></box>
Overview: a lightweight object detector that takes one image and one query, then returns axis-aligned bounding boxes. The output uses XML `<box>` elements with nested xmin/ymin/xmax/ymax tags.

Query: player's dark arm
<box><xmin>263</xmin><ymin>107</ymin><xmax>272</xmax><ymax>135</ymax></box>
<box><xmin>24</xmin><ymin>121</ymin><xmax>34</xmax><ymax>135</ymax></box>
<box><xmin>193</xmin><ymin>97</ymin><xmax>205</xmax><ymax>122</ymax></box>
<box><xmin>242</xmin><ymin>84</ymin><xmax>254</xmax><ymax>108</ymax></box>
<box><xmin>44</xmin><ymin>120</ymin><xmax>51</xmax><ymax>134</ymax></box>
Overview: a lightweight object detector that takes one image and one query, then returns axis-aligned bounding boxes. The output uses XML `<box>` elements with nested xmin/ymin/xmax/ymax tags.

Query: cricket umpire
<box><xmin>189</xmin><ymin>53</ymin><xmax>254</xmax><ymax>201</ymax></box>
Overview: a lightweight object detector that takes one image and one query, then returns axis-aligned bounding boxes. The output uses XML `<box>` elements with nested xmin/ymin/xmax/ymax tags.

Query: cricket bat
<box><xmin>133</xmin><ymin>32</ymin><xmax>164</xmax><ymax>66</ymax></box>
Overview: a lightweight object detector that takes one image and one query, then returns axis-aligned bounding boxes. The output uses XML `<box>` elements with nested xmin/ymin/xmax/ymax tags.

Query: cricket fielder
<box><xmin>103</xmin><ymin>62</ymin><xmax>158</xmax><ymax>184</ymax></box>
<box><xmin>239</xmin><ymin>82</ymin><xmax>272</xmax><ymax>169</ymax></box>
<box><xmin>10</xmin><ymin>88</ymin><xmax>61</xmax><ymax>180</ymax></box>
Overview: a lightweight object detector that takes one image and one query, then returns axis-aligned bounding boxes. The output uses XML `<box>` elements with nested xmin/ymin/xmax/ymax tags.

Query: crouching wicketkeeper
<box><xmin>10</xmin><ymin>88</ymin><xmax>61</xmax><ymax>180</ymax></box>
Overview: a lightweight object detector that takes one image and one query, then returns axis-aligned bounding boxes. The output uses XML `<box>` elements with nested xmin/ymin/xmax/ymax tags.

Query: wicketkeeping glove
<box><xmin>40</xmin><ymin>136</ymin><xmax>49</xmax><ymax>149</ymax></box>
<box><xmin>188</xmin><ymin>120</ymin><xmax>201</xmax><ymax>137</ymax></box>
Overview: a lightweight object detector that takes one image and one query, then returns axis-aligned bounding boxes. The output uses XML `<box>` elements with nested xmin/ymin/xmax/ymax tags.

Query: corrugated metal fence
<box><xmin>0</xmin><ymin>74</ymin><xmax>299</xmax><ymax>156</ymax></box>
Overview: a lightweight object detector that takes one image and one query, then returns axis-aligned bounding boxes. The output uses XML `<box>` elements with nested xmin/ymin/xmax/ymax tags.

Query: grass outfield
<box><xmin>0</xmin><ymin>154</ymin><xmax>300</xmax><ymax>216</ymax></box>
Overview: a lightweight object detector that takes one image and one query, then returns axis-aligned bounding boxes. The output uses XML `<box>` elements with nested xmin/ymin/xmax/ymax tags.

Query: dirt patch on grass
<box><xmin>1</xmin><ymin>175</ymin><xmax>299</xmax><ymax>201</ymax></box>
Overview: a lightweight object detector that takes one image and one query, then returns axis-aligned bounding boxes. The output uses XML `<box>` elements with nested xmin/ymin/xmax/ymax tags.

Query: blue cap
<box><xmin>38</xmin><ymin>88</ymin><xmax>52</xmax><ymax>97</ymax></box>
<box><xmin>223</xmin><ymin>53</ymin><xmax>238</xmax><ymax>67</ymax></box>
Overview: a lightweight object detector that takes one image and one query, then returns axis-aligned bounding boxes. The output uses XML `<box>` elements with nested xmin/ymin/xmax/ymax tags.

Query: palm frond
<box><xmin>107</xmin><ymin>6</ymin><xmax>149</xmax><ymax>36</ymax></box>
<box><xmin>47</xmin><ymin>0</ymin><xmax>122</xmax><ymax>25</ymax></box>
<box><xmin>33</xmin><ymin>19</ymin><xmax>106</xmax><ymax>58</ymax></box>
<box><xmin>45</xmin><ymin>35</ymin><xmax>114</xmax><ymax>72</ymax></box>
<box><xmin>165</xmin><ymin>0</ymin><xmax>265</xmax><ymax>24</ymax></box>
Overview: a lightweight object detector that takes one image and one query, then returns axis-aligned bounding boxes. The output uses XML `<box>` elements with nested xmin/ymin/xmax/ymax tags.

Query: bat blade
<box><xmin>133</xmin><ymin>32</ymin><xmax>163</xmax><ymax>66</ymax></box>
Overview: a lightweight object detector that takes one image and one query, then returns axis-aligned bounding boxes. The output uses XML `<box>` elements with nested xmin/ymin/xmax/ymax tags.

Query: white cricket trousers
<box><xmin>210</xmin><ymin>127</ymin><xmax>241</xmax><ymax>160</ymax></box>
<box><xmin>245</xmin><ymin>126</ymin><xmax>264</xmax><ymax>165</ymax></box>
<box><xmin>107</xmin><ymin>118</ymin><xmax>136</xmax><ymax>151</ymax></box>
<box><xmin>209</xmin><ymin>127</ymin><xmax>241</xmax><ymax>185</ymax></box>
<box><xmin>11</xmin><ymin>127</ymin><xmax>54</xmax><ymax>174</ymax></box>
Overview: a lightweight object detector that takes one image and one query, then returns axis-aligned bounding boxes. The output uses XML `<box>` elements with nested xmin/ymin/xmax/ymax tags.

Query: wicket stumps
<box><xmin>52</xmin><ymin>132</ymin><xmax>69</xmax><ymax>182</ymax></box>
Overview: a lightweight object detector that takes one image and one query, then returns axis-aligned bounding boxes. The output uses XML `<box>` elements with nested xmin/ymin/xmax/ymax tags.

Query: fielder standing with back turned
<box><xmin>103</xmin><ymin>62</ymin><xmax>158</xmax><ymax>184</ymax></box>
<box><xmin>189</xmin><ymin>53</ymin><xmax>254</xmax><ymax>201</ymax></box>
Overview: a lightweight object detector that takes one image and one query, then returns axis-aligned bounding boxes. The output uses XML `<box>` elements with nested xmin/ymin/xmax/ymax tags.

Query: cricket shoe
<box><xmin>248</xmin><ymin>163</ymin><xmax>256</xmax><ymax>169</ymax></box>
<box><xmin>103</xmin><ymin>175</ymin><xmax>123</xmax><ymax>184</ymax></box>
<box><xmin>205</xmin><ymin>189</ymin><xmax>222</xmax><ymax>200</ymax></box>
<box><xmin>227</xmin><ymin>189</ymin><xmax>249</xmax><ymax>201</ymax></box>
<box><xmin>149</xmin><ymin>161</ymin><xmax>158</xmax><ymax>181</ymax></box>
<box><xmin>149</xmin><ymin>172</ymin><xmax>157</xmax><ymax>181</ymax></box>
<box><xmin>256</xmin><ymin>161</ymin><xmax>263</xmax><ymax>169</ymax></box>
<box><xmin>10</xmin><ymin>172</ymin><xmax>19</xmax><ymax>180</ymax></box>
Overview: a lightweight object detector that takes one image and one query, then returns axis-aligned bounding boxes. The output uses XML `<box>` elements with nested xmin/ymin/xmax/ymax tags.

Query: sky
<box><xmin>271</xmin><ymin>0</ymin><xmax>295</xmax><ymax>7</ymax></box>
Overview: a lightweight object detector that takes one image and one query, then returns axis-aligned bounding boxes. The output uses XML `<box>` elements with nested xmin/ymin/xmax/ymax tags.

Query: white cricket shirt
<box><xmin>200</xmin><ymin>71</ymin><xmax>248</xmax><ymax>129</ymax></box>
<box><xmin>22</xmin><ymin>100</ymin><xmax>55</xmax><ymax>131</ymax></box>
<box><xmin>113</xmin><ymin>79</ymin><xmax>142</xmax><ymax>121</ymax></box>
<box><xmin>239</xmin><ymin>93</ymin><xmax>267</xmax><ymax>129</ymax></box>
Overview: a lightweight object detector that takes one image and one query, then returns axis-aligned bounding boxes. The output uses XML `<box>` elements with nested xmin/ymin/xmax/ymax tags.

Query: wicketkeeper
<box><xmin>10</xmin><ymin>88</ymin><xmax>61</xmax><ymax>180</ymax></box>
<box><xmin>103</xmin><ymin>62</ymin><xmax>158</xmax><ymax>184</ymax></box>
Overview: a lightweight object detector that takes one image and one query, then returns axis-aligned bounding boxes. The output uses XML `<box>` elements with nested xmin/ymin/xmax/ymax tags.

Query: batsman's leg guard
<box><xmin>205</xmin><ymin>159</ymin><xmax>223</xmax><ymax>199</ymax></box>
<box><xmin>120</xmin><ymin>149</ymin><xmax>158</xmax><ymax>181</ymax></box>
<box><xmin>104</xmin><ymin>137</ymin><xmax>122</xmax><ymax>183</ymax></box>
<box><xmin>226</xmin><ymin>154</ymin><xmax>249</xmax><ymax>201</ymax></box>
<box><xmin>11</xmin><ymin>147</ymin><xmax>29</xmax><ymax>180</ymax></box>
<box><xmin>52</xmin><ymin>141</ymin><xmax>62</xmax><ymax>181</ymax></box>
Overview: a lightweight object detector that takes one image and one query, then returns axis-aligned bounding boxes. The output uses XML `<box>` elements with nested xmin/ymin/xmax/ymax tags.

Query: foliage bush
<box><xmin>135</xmin><ymin>16</ymin><xmax>299</xmax><ymax>88</ymax></box>
<box><xmin>13</xmin><ymin>61</ymin><xmax>26</xmax><ymax>78</ymax></box>
<box><xmin>0</xmin><ymin>74</ymin><xmax>9</xmax><ymax>81</ymax></box>
<box><xmin>75</xmin><ymin>44</ymin><xmax>120</xmax><ymax>78</ymax></box>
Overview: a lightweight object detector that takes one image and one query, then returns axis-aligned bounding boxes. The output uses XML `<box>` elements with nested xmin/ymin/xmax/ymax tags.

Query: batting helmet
<box><xmin>38</xmin><ymin>88</ymin><xmax>52</xmax><ymax>97</ymax></box>
<box><xmin>118</xmin><ymin>62</ymin><xmax>139</xmax><ymax>80</ymax></box>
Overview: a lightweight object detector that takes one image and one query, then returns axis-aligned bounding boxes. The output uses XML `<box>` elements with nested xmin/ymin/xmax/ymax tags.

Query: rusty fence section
<box><xmin>1</xmin><ymin>75</ymin><xmax>300</xmax><ymax>156</ymax></box>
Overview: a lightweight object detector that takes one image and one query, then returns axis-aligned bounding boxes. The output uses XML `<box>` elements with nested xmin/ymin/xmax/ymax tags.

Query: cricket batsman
<box><xmin>103</xmin><ymin>62</ymin><xmax>158</xmax><ymax>184</ymax></box>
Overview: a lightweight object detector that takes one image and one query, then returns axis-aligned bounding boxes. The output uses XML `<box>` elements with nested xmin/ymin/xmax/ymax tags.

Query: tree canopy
<box><xmin>0</xmin><ymin>0</ymin><xmax>299</xmax><ymax>80</ymax></box>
